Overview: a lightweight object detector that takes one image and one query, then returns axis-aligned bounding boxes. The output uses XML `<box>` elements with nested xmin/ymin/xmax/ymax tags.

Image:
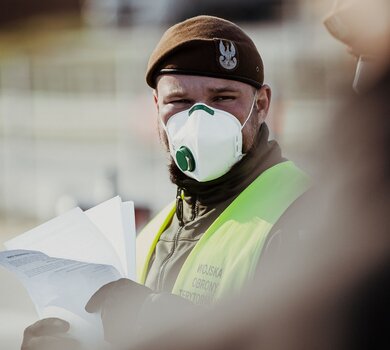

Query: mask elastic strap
<box><xmin>241</xmin><ymin>91</ymin><xmax>258</xmax><ymax>130</ymax></box>
<box><xmin>159</xmin><ymin>117</ymin><xmax>167</xmax><ymax>132</ymax></box>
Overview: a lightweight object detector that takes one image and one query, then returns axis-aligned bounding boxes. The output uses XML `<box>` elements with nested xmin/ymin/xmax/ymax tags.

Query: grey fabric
<box><xmin>144</xmin><ymin>197</ymin><xmax>233</xmax><ymax>292</ymax></box>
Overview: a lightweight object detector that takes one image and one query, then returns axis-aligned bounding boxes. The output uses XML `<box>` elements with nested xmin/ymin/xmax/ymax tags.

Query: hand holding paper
<box><xmin>21</xmin><ymin>318</ymin><xmax>83</xmax><ymax>350</ymax></box>
<box><xmin>85</xmin><ymin>278</ymin><xmax>152</xmax><ymax>347</ymax></box>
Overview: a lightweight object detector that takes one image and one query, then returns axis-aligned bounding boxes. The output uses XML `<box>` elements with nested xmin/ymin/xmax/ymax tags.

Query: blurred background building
<box><xmin>0</xmin><ymin>0</ymin><xmax>354</xmax><ymax>348</ymax></box>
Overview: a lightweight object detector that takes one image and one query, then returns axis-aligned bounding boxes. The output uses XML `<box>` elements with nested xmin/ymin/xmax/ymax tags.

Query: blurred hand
<box><xmin>85</xmin><ymin>278</ymin><xmax>151</xmax><ymax>346</ymax></box>
<box><xmin>21</xmin><ymin>318</ymin><xmax>82</xmax><ymax>350</ymax></box>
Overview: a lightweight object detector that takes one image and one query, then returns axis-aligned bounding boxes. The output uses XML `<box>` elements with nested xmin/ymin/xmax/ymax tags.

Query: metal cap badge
<box><xmin>218</xmin><ymin>40</ymin><xmax>238</xmax><ymax>70</ymax></box>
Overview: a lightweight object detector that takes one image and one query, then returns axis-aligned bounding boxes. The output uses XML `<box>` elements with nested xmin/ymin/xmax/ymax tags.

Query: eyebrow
<box><xmin>165</xmin><ymin>88</ymin><xmax>188</xmax><ymax>99</ymax></box>
<box><xmin>163</xmin><ymin>86</ymin><xmax>240</xmax><ymax>99</ymax></box>
<box><xmin>207</xmin><ymin>87</ymin><xmax>240</xmax><ymax>94</ymax></box>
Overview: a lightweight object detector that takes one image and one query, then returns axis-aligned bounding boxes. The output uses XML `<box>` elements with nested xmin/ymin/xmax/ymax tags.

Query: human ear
<box><xmin>256</xmin><ymin>84</ymin><xmax>271</xmax><ymax>122</ymax></box>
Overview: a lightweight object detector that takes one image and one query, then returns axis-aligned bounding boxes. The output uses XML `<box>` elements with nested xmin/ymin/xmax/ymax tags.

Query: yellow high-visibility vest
<box><xmin>137</xmin><ymin>161</ymin><xmax>310</xmax><ymax>304</ymax></box>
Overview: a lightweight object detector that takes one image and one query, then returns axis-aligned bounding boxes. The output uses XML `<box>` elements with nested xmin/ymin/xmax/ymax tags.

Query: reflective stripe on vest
<box><xmin>137</xmin><ymin>161</ymin><xmax>310</xmax><ymax>304</ymax></box>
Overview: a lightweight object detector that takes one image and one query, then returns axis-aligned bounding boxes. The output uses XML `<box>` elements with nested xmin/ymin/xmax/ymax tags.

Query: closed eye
<box><xmin>169</xmin><ymin>99</ymin><xmax>192</xmax><ymax>105</ymax></box>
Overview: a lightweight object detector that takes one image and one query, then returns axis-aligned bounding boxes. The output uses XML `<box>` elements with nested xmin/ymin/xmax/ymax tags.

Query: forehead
<box><xmin>155</xmin><ymin>74</ymin><xmax>252</xmax><ymax>95</ymax></box>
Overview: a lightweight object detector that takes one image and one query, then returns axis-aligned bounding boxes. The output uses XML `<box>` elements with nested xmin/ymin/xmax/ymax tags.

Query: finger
<box><xmin>85</xmin><ymin>278</ymin><xmax>128</xmax><ymax>313</ymax></box>
<box><xmin>86</xmin><ymin>278</ymin><xmax>151</xmax><ymax>314</ymax></box>
<box><xmin>22</xmin><ymin>335</ymin><xmax>80</xmax><ymax>350</ymax></box>
<box><xmin>23</xmin><ymin>318</ymin><xmax>70</xmax><ymax>338</ymax></box>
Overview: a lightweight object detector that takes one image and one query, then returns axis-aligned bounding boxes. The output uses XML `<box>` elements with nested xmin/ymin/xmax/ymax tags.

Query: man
<box><xmin>21</xmin><ymin>15</ymin><xmax>309</xmax><ymax>349</ymax></box>
<box><xmin>136</xmin><ymin>15</ymin><xmax>309</xmax><ymax>302</ymax></box>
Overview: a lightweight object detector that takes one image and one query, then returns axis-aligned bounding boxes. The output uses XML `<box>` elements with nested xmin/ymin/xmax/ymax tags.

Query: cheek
<box><xmin>241</xmin><ymin>125</ymin><xmax>253</xmax><ymax>142</ymax></box>
<box><xmin>158</xmin><ymin>105</ymin><xmax>170</xmax><ymax>124</ymax></box>
<box><xmin>157</xmin><ymin>121</ymin><xmax>170</xmax><ymax>151</ymax></box>
<box><xmin>241</xmin><ymin>117</ymin><xmax>260</xmax><ymax>152</ymax></box>
<box><xmin>224</xmin><ymin>106</ymin><xmax>247</xmax><ymax>125</ymax></box>
<box><xmin>156</xmin><ymin>115</ymin><xmax>165</xmax><ymax>136</ymax></box>
<box><xmin>227</xmin><ymin>100</ymin><xmax>254</xmax><ymax>125</ymax></box>
<box><xmin>159</xmin><ymin>105</ymin><xmax>181</xmax><ymax>124</ymax></box>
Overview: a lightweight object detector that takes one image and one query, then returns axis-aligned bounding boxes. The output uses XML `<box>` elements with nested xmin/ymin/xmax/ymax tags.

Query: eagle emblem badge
<box><xmin>218</xmin><ymin>40</ymin><xmax>238</xmax><ymax>70</ymax></box>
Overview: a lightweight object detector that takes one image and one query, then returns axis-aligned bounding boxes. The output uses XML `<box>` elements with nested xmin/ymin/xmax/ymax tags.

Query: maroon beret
<box><xmin>146</xmin><ymin>15</ymin><xmax>264</xmax><ymax>89</ymax></box>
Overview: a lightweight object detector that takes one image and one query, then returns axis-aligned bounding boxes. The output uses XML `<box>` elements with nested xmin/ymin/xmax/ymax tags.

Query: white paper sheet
<box><xmin>0</xmin><ymin>250</ymin><xmax>121</xmax><ymax>345</ymax></box>
<box><xmin>85</xmin><ymin>196</ymin><xmax>134</xmax><ymax>278</ymax></box>
<box><xmin>4</xmin><ymin>208</ymin><xmax>124</xmax><ymax>276</ymax></box>
<box><xmin>121</xmin><ymin>201</ymin><xmax>136</xmax><ymax>280</ymax></box>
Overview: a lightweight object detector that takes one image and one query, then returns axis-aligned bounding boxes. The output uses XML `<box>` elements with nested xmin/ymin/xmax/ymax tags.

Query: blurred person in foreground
<box><xmin>21</xmin><ymin>15</ymin><xmax>311</xmax><ymax>349</ymax></box>
<box><xmin>123</xmin><ymin>1</ymin><xmax>389</xmax><ymax>349</ymax></box>
<box><xmin>324</xmin><ymin>0</ymin><xmax>390</xmax><ymax>93</ymax></box>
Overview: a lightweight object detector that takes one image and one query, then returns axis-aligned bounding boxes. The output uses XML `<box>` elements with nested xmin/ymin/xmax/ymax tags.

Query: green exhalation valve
<box><xmin>176</xmin><ymin>146</ymin><xmax>196</xmax><ymax>172</ymax></box>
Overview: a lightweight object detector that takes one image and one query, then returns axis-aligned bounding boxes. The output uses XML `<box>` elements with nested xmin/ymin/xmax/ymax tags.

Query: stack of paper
<box><xmin>0</xmin><ymin>196</ymin><xmax>136</xmax><ymax>344</ymax></box>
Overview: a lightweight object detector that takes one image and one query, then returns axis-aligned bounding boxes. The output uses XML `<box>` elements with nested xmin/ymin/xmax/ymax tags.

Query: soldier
<box><xmin>21</xmin><ymin>15</ymin><xmax>310</xmax><ymax>349</ymax></box>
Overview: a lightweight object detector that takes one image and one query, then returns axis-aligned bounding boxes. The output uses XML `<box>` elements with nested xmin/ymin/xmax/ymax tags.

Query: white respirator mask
<box><xmin>160</xmin><ymin>94</ymin><xmax>257</xmax><ymax>182</ymax></box>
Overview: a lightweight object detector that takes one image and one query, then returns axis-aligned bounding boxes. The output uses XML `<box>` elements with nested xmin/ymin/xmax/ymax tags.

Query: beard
<box><xmin>158</xmin><ymin>126</ymin><xmax>185</xmax><ymax>184</ymax></box>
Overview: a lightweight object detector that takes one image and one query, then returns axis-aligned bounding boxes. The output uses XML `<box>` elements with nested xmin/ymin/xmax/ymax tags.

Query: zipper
<box><xmin>176</xmin><ymin>187</ymin><xmax>184</xmax><ymax>227</ymax></box>
<box><xmin>156</xmin><ymin>187</ymin><xmax>185</xmax><ymax>291</ymax></box>
<box><xmin>194</xmin><ymin>197</ymin><xmax>199</xmax><ymax>218</ymax></box>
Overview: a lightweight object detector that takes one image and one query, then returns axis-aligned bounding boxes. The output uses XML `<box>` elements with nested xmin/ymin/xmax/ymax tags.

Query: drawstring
<box><xmin>176</xmin><ymin>187</ymin><xmax>184</xmax><ymax>227</ymax></box>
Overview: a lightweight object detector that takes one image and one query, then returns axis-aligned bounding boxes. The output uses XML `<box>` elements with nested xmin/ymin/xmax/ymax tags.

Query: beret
<box><xmin>146</xmin><ymin>15</ymin><xmax>264</xmax><ymax>89</ymax></box>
